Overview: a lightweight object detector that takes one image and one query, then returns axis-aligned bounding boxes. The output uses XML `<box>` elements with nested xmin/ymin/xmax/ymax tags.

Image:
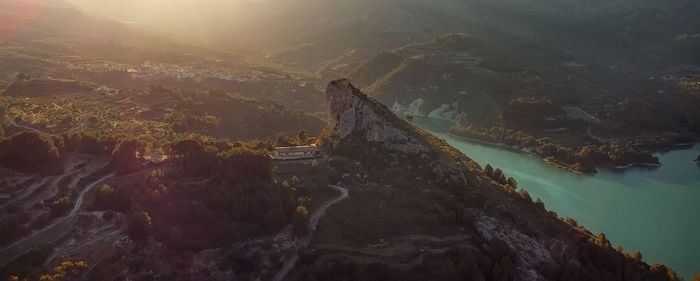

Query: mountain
<box><xmin>0</xmin><ymin>78</ymin><xmax>684</xmax><ymax>281</ymax></box>
<box><xmin>0</xmin><ymin>0</ymin><xmax>328</xmax><ymax>114</ymax></box>
<box><xmin>341</xmin><ymin>32</ymin><xmax>700</xmax><ymax>173</ymax></box>
<box><xmin>0</xmin><ymin>0</ymin><xmax>698</xmax><ymax>280</ymax></box>
<box><xmin>0</xmin><ymin>0</ymin><xmax>242</xmax><ymax>74</ymax></box>
<box><xmin>283</xmin><ymin>79</ymin><xmax>681</xmax><ymax>281</ymax></box>
<box><xmin>235</xmin><ymin>0</ymin><xmax>700</xmax><ymax>71</ymax></box>
<box><xmin>62</xmin><ymin>0</ymin><xmax>699</xmax><ymax>74</ymax></box>
<box><xmin>243</xmin><ymin>0</ymin><xmax>700</xmax><ymax>174</ymax></box>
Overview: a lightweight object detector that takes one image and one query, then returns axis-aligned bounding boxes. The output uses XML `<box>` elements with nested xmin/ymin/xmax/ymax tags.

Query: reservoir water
<box><xmin>413</xmin><ymin>116</ymin><xmax>700</xmax><ymax>279</ymax></box>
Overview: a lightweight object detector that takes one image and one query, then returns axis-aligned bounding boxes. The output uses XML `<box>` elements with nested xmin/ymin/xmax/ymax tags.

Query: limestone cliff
<box><xmin>312</xmin><ymin>79</ymin><xmax>680</xmax><ymax>281</ymax></box>
<box><xmin>325</xmin><ymin>79</ymin><xmax>430</xmax><ymax>155</ymax></box>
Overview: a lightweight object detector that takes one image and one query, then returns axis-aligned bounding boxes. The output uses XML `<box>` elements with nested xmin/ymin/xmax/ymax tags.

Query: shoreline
<box><xmin>442</xmin><ymin>132</ymin><xmax>693</xmax><ymax>175</ymax></box>
<box><xmin>612</xmin><ymin>162</ymin><xmax>663</xmax><ymax>169</ymax></box>
<box><xmin>445</xmin><ymin>132</ymin><xmax>531</xmax><ymax>154</ymax></box>
<box><xmin>444</xmin><ymin>132</ymin><xmax>597</xmax><ymax>174</ymax></box>
<box><xmin>413</xmin><ymin>115</ymin><xmax>697</xmax><ymax>174</ymax></box>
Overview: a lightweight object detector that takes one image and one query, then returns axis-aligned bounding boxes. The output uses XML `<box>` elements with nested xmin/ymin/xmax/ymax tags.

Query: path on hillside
<box><xmin>272</xmin><ymin>184</ymin><xmax>349</xmax><ymax>281</ymax></box>
<box><xmin>68</xmin><ymin>173</ymin><xmax>115</xmax><ymax>217</ymax></box>
<box><xmin>1</xmin><ymin>177</ymin><xmax>52</xmax><ymax>207</ymax></box>
<box><xmin>10</xmin><ymin>116</ymin><xmax>79</xmax><ymax>137</ymax></box>
<box><xmin>10</xmin><ymin>117</ymin><xmax>57</xmax><ymax>137</ymax></box>
<box><xmin>308</xmin><ymin>185</ymin><xmax>349</xmax><ymax>231</ymax></box>
<box><xmin>0</xmin><ymin>173</ymin><xmax>115</xmax><ymax>258</ymax></box>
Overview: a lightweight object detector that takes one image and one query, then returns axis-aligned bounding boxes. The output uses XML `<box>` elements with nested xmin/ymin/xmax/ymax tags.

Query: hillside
<box><xmin>0</xmin><ymin>0</ymin><xmax>327</xmax><ymax>114</ymax></box>
<box><xmin>1</xmin><ymin>78</ymin><xmax>98</xmax><ymax>97</ymax></box>
<box><xmin>0</xmin><ymin>130</ymin><xmax>337</xmax><ymax>280</ymax></box>
<box><xmin>341</xmin><ymin>33</ymin><xmax>700</xmax><ymax>173</ymax></box>
<box><xmin>0</xmin><ymin>79</ymin><xmax>684</xmax><ymax>281</ymax></box>
<box><xmin>0</xmin><ymin>84</ymin><xmax>324</xmax><ymax>141</ymax></box>
<box><xmin>283</xmin><ymin>79</ymin><xmax>682</xmax><ymax>281</ymax></box>
<box><xmin>0</xmin><ymin>0</ymin><xmax>241</xmax><ymax>70</ymax></box>
<box><xmin>0</xmin><ymin>0</ymin><xmax>698</xmax><ymax>280</ymax></box>
<box><xmin>210</xmin><ymin>0</ymin><xmax>700</xmax><ymax>73</ymax></box>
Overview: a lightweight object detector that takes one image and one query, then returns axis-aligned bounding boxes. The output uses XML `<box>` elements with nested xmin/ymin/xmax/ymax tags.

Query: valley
<box><xmin>1</xmin><ymin>0</ymin><xmax>699</xmax><ymax>280</ymax></box>
<box><xmin>333</xmin><ymin>33</ymin><xmax>700</xmax><ymax>174</ymax></box>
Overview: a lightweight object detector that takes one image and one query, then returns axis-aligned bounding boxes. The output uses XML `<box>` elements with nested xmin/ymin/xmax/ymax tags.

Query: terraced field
<box><xmin>312</xmin><ymin>234</ymin><xmax>473</xmax><ymax>270</ymax></box>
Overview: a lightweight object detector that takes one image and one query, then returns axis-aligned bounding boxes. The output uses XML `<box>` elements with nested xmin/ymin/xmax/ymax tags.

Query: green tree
<box><xmin>295</xmin><ymin>130</ymin><xmax>309</xmax><ymax>145</ymax></box>
<box><xmin>534</xmin><ymin>198</ymin><xmax>545</xmax><ymax>209</ymax></box>
<box><xmin>111</xmin><ymin>138</ymin><xmax>146</xmax><ymax>174</ymax></box>
<box><xmin>128</xmin><ymin>211</ymin><xmax>152</xmax><ymax>241</ymax></box>
<box><xmin>94</xmin><ymin>184</ymin><xmax>130</xmax><ymax>212</ymax></box>
<box><xmin>145</xmin><ymin>169</ymin><xmax>164</xmax><ymax>189</ymax></box>
<box><xmin>493</xmin><ymin>168</ymin><xmax>506</xmax><ymax>184</ymax></box>
<box><xmin>30</xmin><ymin>260</ymin><xmax>87</xmax><ymax>281</ymax></box>
<box><xmin>292</xmin><ymin>205</ymin><xmax>309</xmax><ymax>236</ymax></box>
<box><xmin>506</xmin><ymin>177</ymin><xmax>518</xmax><ymax>188</ymax></box>
<box><xmin>594</xmin><ymin>233</ymin><xmax>611</xmax><ymax>248</ymax></box>
<box><xmin>518</xmin><ymin>189</ymin><xmax>531</xmax><ymax>201</ymax></box>
<box><xmin>483</xmin><ymin>164</ymin><xmax>494</xmax><ymax>178</ymax></box>
<box><xmin>0</xmin><ymin>131</ymin><xmax>63</xmax><ymax>175</ymax></box>
<box><xmin>275</xmin><ymin>134</ymin><xmax>292</xmax><ymax>147</ymax></box>
<box><xmin>50</xmin><ymin>197</ymin><xmax>72</xmax><ymax>218</ymax></box>
<box><xmin>632</xmin><ymin>251</ymin><xmax>642</xmax><ymax>261</ymax></box>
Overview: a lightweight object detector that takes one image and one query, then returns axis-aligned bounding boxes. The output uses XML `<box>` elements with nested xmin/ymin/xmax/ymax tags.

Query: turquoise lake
<box><xmin>413</xmin><ymin>116</ymin><xmax>700</xmax><ymax>279</ymax></box>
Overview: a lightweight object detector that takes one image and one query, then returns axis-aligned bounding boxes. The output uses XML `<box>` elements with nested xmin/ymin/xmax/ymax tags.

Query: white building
<box><xmin>269</xmin><ymin>145</ymin><xmax>319</xmax><ymax>160</ymax></box>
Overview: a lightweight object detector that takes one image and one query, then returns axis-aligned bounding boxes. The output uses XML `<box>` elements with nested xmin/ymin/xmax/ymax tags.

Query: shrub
<box><xmin>0</xmin><ymin>131</ymin><xmax>63</xmax><ymax>175</ymax></box>
<box><xmin>128</xmin><ymin>211</ymin><xmax>152</xmax><ymax>241</ymax></box>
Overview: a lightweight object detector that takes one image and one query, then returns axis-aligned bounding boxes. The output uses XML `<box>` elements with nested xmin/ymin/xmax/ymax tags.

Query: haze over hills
<box><xmin>64</xmin><ymin>0</ymin><xmax>699</xmax><ymax>68</ymax></box>
<box><xmin>1</xmin><ymin>0</ymin><xmax>700</xmax><ymax>280</ymax></box>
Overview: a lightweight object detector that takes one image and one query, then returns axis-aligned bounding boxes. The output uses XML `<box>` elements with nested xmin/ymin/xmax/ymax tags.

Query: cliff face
<box><xmin>325</xmin><ymin>79</ymin><xmax>430</xmax><ymax>155</ymax></box>
<box><xmin>311</xmin><ymin>79</ymin><xmax>681</xmax><ymax>281</ymax></box>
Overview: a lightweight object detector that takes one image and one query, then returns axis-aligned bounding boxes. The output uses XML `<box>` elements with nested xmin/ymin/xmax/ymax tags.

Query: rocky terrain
<box><xmin>0</xmin><ymin>77</ymin><xmax>687</xmax><ymax>281</ymax></box>
<box><xmin>1</xmin><ymin>0</ymin><xmax>698</xmax><ymax>279</ymax></box>
<box><xmin>283</xmin><ymin>79</ymin><xmax>682</xmax><ymax>281</ymax></box>
<box><xmin>326</xmin><ymin>79</ymin><xmax>430</xmax><ymax>156</ymax></box>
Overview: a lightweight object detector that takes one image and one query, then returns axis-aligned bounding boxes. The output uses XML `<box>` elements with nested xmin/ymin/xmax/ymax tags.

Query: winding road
<box><xmin>308</xmin><ymin>185</ymin><xmax>349</xmax><ymax>231</ymax></box>
<box><xmin>272</xmin><ymin>184</ymin><xmax>349</xmax><ymax>281</ymax></box>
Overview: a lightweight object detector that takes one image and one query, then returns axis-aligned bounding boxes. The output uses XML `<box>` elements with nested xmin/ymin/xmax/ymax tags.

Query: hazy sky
<box><xmin>66</xmin><ymin>0</ymin><xmax>244</xmax><ymax>22</ymax></box>
<box><xmin>62</xmin><ymin>0</ymin><xmax>372</xmax><ymax>45</ymax></box>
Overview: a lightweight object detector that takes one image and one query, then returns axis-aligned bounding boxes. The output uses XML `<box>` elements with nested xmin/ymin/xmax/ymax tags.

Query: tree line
<box><xmin>448</xmin><ymin>125</ymin><xmax>659</xmax><ymax>174</ymax></box>
<box><xmin>88</xmin><ymin>133</ymin><xmax>312</xmax><ymax>255</ymax></box>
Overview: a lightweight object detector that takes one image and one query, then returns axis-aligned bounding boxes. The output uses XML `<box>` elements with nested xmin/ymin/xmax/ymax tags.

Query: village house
<box><xmin>127</xmin><ymin>69</ymin><xmax>138</xmax><ymax>79</ymax></box>
<box><xmin>269</xmin><ymin>145</ymin><xmax>319</xmax><ymax>160</ymax></box>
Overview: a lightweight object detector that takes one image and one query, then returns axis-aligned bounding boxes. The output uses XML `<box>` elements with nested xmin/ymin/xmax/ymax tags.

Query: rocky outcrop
<box><xmin>391</xmin><ymin>99</ymin><xmax>423</xmax><ymax>117</ymax></box>
<box><xmin>474</xmin><ymin>211</ymin><xmax>560</xmax><ymax>281</ymax></box>
<box><xmin>326</xmin><ymin>79</ymin><xmax>430</xmax><ymax>155</ymax></box>
<box><xmin>391</xmin><ymin>98</ymin><xmax>467</xmax><ymax>124</ymax></box>
<box><xmin>320</xmin><ymin>79</ymin><xmax>681</xmax><ymax>281</ymax></box>
<box><xmin>695</xmin><ymin>154</ymin><xmax>700</xmax><ymax>162</ymax></box>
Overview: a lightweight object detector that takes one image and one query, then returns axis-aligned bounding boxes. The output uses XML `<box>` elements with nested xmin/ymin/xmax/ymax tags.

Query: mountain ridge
<box><xmin>284</xmin><ymin>78</ymin><xmax>683</xmax><ymax>281</ymax></box>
